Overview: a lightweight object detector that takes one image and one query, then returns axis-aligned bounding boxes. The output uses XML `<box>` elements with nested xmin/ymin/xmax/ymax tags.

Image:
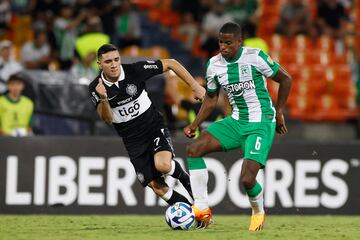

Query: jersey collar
<box><xmin>224</xmin><ymin>47</ymin><xmax>243</xmax><ymax>63</ymax></box>
<box><xmin>101</xmin><ymin>65</ymin><xmax>125</xmax><ymax>88</ymax></box>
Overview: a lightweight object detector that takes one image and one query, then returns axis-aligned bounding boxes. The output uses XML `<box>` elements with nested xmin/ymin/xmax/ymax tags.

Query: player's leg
<box><xmin>152</xmin><ymin>127</ymin><xmax>193</xmax><ymax>199</ymax></box>
<box><xmin>241</xmin><ymin>159</ymin><xmax>265</xmax><ymax>231</ymax></box>
<box><xmin>186</xmin><ymin>131</ymin><xmax>221</xmax><ymax>210</ymax></box>
<box><xmin>186</xmin><ymin>117</ymin><xmax>243</xmax><ymax>228</ymax></box>
<box><xmin>186</xmin><ymin>131</ymin><xmax>221</xmax><ymax>228</ymax></box>
<box><xmin>241</xmin><ymin>159</ymin><xmax>263</xmax><ymax>214</ymax></box>
<box><xmin>242</xmin><ymin>122</ymin><xmax>276</xmax><ymax>231</ymax></box>
<box><xmin>154</xmin><ymin>150</ymin><xmax>193</xmax><ymax>199</ymax></box>
<box><xmin>148</xmin><ymin>177</ymin><xmax>191</xmax><ymax>205</ymax></box>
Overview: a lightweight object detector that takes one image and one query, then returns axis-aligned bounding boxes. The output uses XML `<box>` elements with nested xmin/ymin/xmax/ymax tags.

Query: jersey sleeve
<box><xmin>255</xmin><ymin>50</ymin><xmax>280</xmax><ymax>78</ymax></box>
<box><xmin>205</xmin><ymin>60</ymin><xmax>220</xmax><ymax>93</ymax></box>
<box><xmin>88</xmin><ymin>79</ymin><xmax>101</xmax><ymax>108</ymax></box>
<box><xmin>133</xmin><ymin>60</ymin><xmax>163</xmax><ymax>83</ymax></box>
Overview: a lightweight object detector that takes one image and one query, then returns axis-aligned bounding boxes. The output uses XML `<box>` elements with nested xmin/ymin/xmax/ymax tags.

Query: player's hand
<box><xmin>192</xmin><ymin>86</ymin><xmax>206</xmax><ymax>102</ymax></box>
<box><xmin>184</xmin><ymin>124</ymin><xmax>197</xmax><ymax>138</ymax></box>
<box><xmin>95</xmin><ymin>79</ymin><xmax>107</xmax><ymax>99</ymax></box>
<box><xmin>275</xmin><ymin>111</ymin><xmax>288</xmax><ymax>134</ymax></box>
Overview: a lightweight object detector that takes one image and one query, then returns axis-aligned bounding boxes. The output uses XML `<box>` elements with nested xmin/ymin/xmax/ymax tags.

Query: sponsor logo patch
<box><xmin>143</xmin><ymin>64</ymin><xmax>158</xmax><ymax>69</ymax></box>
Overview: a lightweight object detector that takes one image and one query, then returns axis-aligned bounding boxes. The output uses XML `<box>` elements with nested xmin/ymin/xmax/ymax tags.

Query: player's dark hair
<box><xmin>97</xmin><ymin>44</ymin><xmax>118</xmax><ymax>60</ymax></box>
<box><xmin>219</xmin><ymin>22</ymin><xmax>242</xmax><ymax>38</ymax></box>
<box><xmin>8</xmin><ymin>73</ymin><xmax>25</xmax><ymax>84</ymax></box>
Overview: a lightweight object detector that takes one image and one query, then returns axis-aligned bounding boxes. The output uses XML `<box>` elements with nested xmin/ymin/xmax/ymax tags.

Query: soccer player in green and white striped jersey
<box><xmin>184</xmin><ymin>22</ymin><xmax>292</xmax><ymax>230</ymax></box>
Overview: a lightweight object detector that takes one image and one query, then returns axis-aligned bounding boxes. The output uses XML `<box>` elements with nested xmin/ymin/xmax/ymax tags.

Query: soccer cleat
<box><xmin>192</xmin><ymin>206</ymin><xmax>213</xmax><ymax>229</ymax></box>
<box><xmin>248</xmin><ymin>213</ymin><xmax>266</xmax><ymax>231</ymax></box>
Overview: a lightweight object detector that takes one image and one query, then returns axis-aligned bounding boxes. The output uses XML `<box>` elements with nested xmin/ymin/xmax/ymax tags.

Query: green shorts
<box><xmin>207</xmin><ymin>116</ymin><xmax>276</xmax><ymax>167</ymax></box>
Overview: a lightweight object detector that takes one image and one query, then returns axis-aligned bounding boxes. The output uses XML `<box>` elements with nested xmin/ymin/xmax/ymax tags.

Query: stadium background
<box><xmin>0</xmin><ymin>0</ymin><xmax>360</xmax><ymax>237</ymax></box>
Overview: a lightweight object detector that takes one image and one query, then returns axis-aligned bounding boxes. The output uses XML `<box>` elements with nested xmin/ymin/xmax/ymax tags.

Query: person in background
<box><xmin>201</xmin><ymin>2</ymin><xmax>234</xmax><ymax>57</ymax></box>
<box><xmin>0</xmin><ymin>40</ymin><xmax>23</xmax><ymax>93</ymax></box>
<box><xmin>114</xmin><ymin>0</ymin><xmax>141</xmax><ymax>49</ymax></box>
<box><xmin>21</xmin><ymin>30</ymin><xmax>51</xmax><ymax>69</ymax></box>
<box><xmin>53</xmin><ymin>4</ymin><xmax>87</xmax><ymax>70</ymax></box>
<box><xmin>0</xmin><ymin>0</ymin><xmax>11</xmax><ymax>38</ymax></box>
<box><xmin>243</xmin><ymin>22</ymin><xmax>269</xmax><ymax>54</ymax></box>
<box><xmin>0</xmin><ymin>73</ymin><xmax>34</xmax><ymax>136</ymax></box>
<box><xmin>225</xmin><ymin>0</ymin><xmax>259</xmax><ymax>27</ymax></box>
<box><xmin>70</xmin><ymin>51</ymin><xmax>98</xmax><ymax>84</ymax></box>
<box><xmin>75</xmin><ymin>16</ymin><xmax>110</xmax><ymax>61</ymax></box>
<box><xmin>276</xmin><ymin>0</ymin><xmax>314</xmax><ymax>37</ymax></box>
<box><xmin>316</xmin><ymin>0</ymin><xmax>349</xmax><ymax>54</ymax></box>
<box><xmin>178</xmin><ymin>12</ymin><xmax>199</xmax><ymax>51</ymax></box>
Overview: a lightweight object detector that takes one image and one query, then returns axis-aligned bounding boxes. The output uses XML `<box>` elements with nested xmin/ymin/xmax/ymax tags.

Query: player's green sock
<box><xmin>187</xmin><ymin>157</ymin><xmax>208</xmax><ymax>210</ymax></box>
<box><xmin>245</xmin><ymin>181</ymin><xmax>264</xmax><ymax>215</ymax></box>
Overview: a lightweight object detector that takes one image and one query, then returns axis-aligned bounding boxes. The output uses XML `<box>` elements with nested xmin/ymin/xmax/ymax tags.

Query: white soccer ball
<box><xmin>165</xmin><ymin>202</ymin><xmax>195</xmax><ymax>230</ymax></box>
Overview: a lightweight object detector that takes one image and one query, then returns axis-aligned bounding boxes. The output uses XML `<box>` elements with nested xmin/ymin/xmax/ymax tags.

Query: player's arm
<box><xmin>161</xmin><ymin>59</ymin><xmax>205</xmax><ymax>101</ymax></box>
<box><xmin>184</xmin><ymin>91</ymin><xmax>219</xmax><ymax>138</ymax></box>
<box><xmin>271</xmin><ymin>67</ymin><xmax>292</xmax><ymax>134</ymax></box>
<box><xmin>95</xmin><ymin>79</ymin><xmax>113</xmax><ymax>125</ymax></box>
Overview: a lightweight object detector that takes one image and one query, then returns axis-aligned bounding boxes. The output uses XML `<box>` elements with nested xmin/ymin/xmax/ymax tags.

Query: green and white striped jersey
<box><xmin>206</xmin><ymin>47</ymin><xmax>280</xmax><ymax>123</ymax></box>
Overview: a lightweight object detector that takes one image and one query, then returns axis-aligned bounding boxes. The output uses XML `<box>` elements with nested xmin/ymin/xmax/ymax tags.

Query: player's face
<box><xmin>218</xmin><ymin>32</ymin><xmax>241</xmax><ymax>60</ymax></box>
<box><xmin>98</xmin><ymin>50</ymin><xmax>121</xmax><ymax>81</ymax></box>
<box><xmin>7</xmin><ymin>80</ymin><xmax>24</xmax><ymax>97</ymax></box>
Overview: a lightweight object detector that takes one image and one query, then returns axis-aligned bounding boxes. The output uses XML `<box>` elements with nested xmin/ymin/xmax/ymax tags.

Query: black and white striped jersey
<box><xmin>89</xmin><ymin>60</ymin><xmax>165</xmax><ymax>140</ymax></box>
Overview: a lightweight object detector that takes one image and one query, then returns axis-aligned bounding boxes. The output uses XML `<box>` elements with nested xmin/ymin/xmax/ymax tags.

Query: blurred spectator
<box><xmin>0</xmin><ymin>40</ymin><xmax>23</xmax><ymax>93</ymax></box>
<box><xmin>98</xmin><ymin>0</ymin><xmax>117</xmax><ymax>43</ymax></box>
<box><xmin>201</xmin><ymin>2</ymin><xmax>234</xmax><ymax>57</ymax></box>
<box><xmin>114</xmin><ymin>0</ymin><xmax>141</xmax><ymax>49</ymax></box>
<box><xmin>75</xmin><ymin>16</ymin><xmax>110</xmax><ymax>60</ymax></box>
<box><xmin>10</xmin><ymin>0</ymin><xmax>32</xmax><ymax>14</ymax></box>
<box><xmin>70</xmin><ymin>52</ymin><xmax>98</xmax><ymax>85</ymax></box>
<box><xmin>316</xmin><ymin>0</ymin><xmax>349</xmax><ymax>53</ymax></box>
<box><xmin>172</xmin><ymin>0</ymin><xmax>201</xmax><ymax>21</ymax></box>
<box><xmin>0</xmin><ymin>73</ymin><xmax>34</xmax><ymax>136</ymax></box>
<box><xmin>30</xmin><ymin>0</ymin><xmax>60</xmax><ymax>14</ymax></box>
<box><xmin>31</xmin><ymin>8</ymin><xmax>58</xmax><ymax>55</ymax></box>
<box><xmin>224</xmin><ymin>0</ymin><xmax>259</xmax><ymax>27</ymax></box>
<box><xmin>54</xmin><ymin>4</ymin><xmax>87</xmax><ymax>70</ymax></box>
<box><xmin>0</xmin><ymin>0</ymin><xmax>10</xmax><ymax>38</ymax></box>
<box><xmin>197</xmin><ymin>0</ymin><xmax>216</xmax><ymax>22</ymax></box>
<box><xmin>243</xmin><ymin>22</ymin><xmax>269</xmax><ymax>53</ymax></box>
<box><xmin>21</xmin><ymin>30</ymin><xmax>51</xmax><ymax>69</ymax></box>
<box><xmin>178</xmin><ymin>12</ymin><xmax>199</xmax><ymax>51</ymax></box>
<box><xmin>276</xmin><ymin>0</ymin><xmax>314</xmax><ymax>37</ymax></box>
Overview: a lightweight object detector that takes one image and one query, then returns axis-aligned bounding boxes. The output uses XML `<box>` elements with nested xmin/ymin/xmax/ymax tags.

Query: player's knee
<box><xmin>155</xmin><ymin>159</ymin><xmax>171</xmax><ymax>174</ymax></box>
<box><xmin>186</xmin><ymin>144</ymin><xmax>203</xmax><ymax>157</ymax></box>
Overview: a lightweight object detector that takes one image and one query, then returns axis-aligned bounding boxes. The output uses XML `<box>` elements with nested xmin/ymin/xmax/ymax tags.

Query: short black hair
<box><xmin>8</xmin><ymin>73</ymin><xmax>25</xmax><ymax>84</ymax></box>
<box><xmin>219</xmin><ymin>22</ymin><xmax>242</xmax><ymax>38</ymax></box>
<box><xmin>97</xmin><ymin>44</ymin><xmax>118</xmax><ymax>60</ymax></box>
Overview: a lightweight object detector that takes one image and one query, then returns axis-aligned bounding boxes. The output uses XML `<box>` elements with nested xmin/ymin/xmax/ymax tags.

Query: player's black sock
<box><xmin>171</xmin><ymin>160</ymin><xmax>193</xmax><ymax>199</ymax></box>
<box><xmin>166</xmin><ymin>190</ymin><xmax>191</xmax><ymax>205</ymax></box>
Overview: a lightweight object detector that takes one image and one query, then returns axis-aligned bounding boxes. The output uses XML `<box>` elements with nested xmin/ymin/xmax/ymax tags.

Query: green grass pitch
<box><xmin>0</xmin><ymin>215</ymin><xmax>359</xmax><ymax>240</ymax></box>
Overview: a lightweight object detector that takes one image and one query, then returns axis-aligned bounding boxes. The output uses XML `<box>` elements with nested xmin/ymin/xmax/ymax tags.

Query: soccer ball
<box><xmin>165</xmin><ymin>202</ymin><xmax>195</xmax><ymax>230</ymax></box>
